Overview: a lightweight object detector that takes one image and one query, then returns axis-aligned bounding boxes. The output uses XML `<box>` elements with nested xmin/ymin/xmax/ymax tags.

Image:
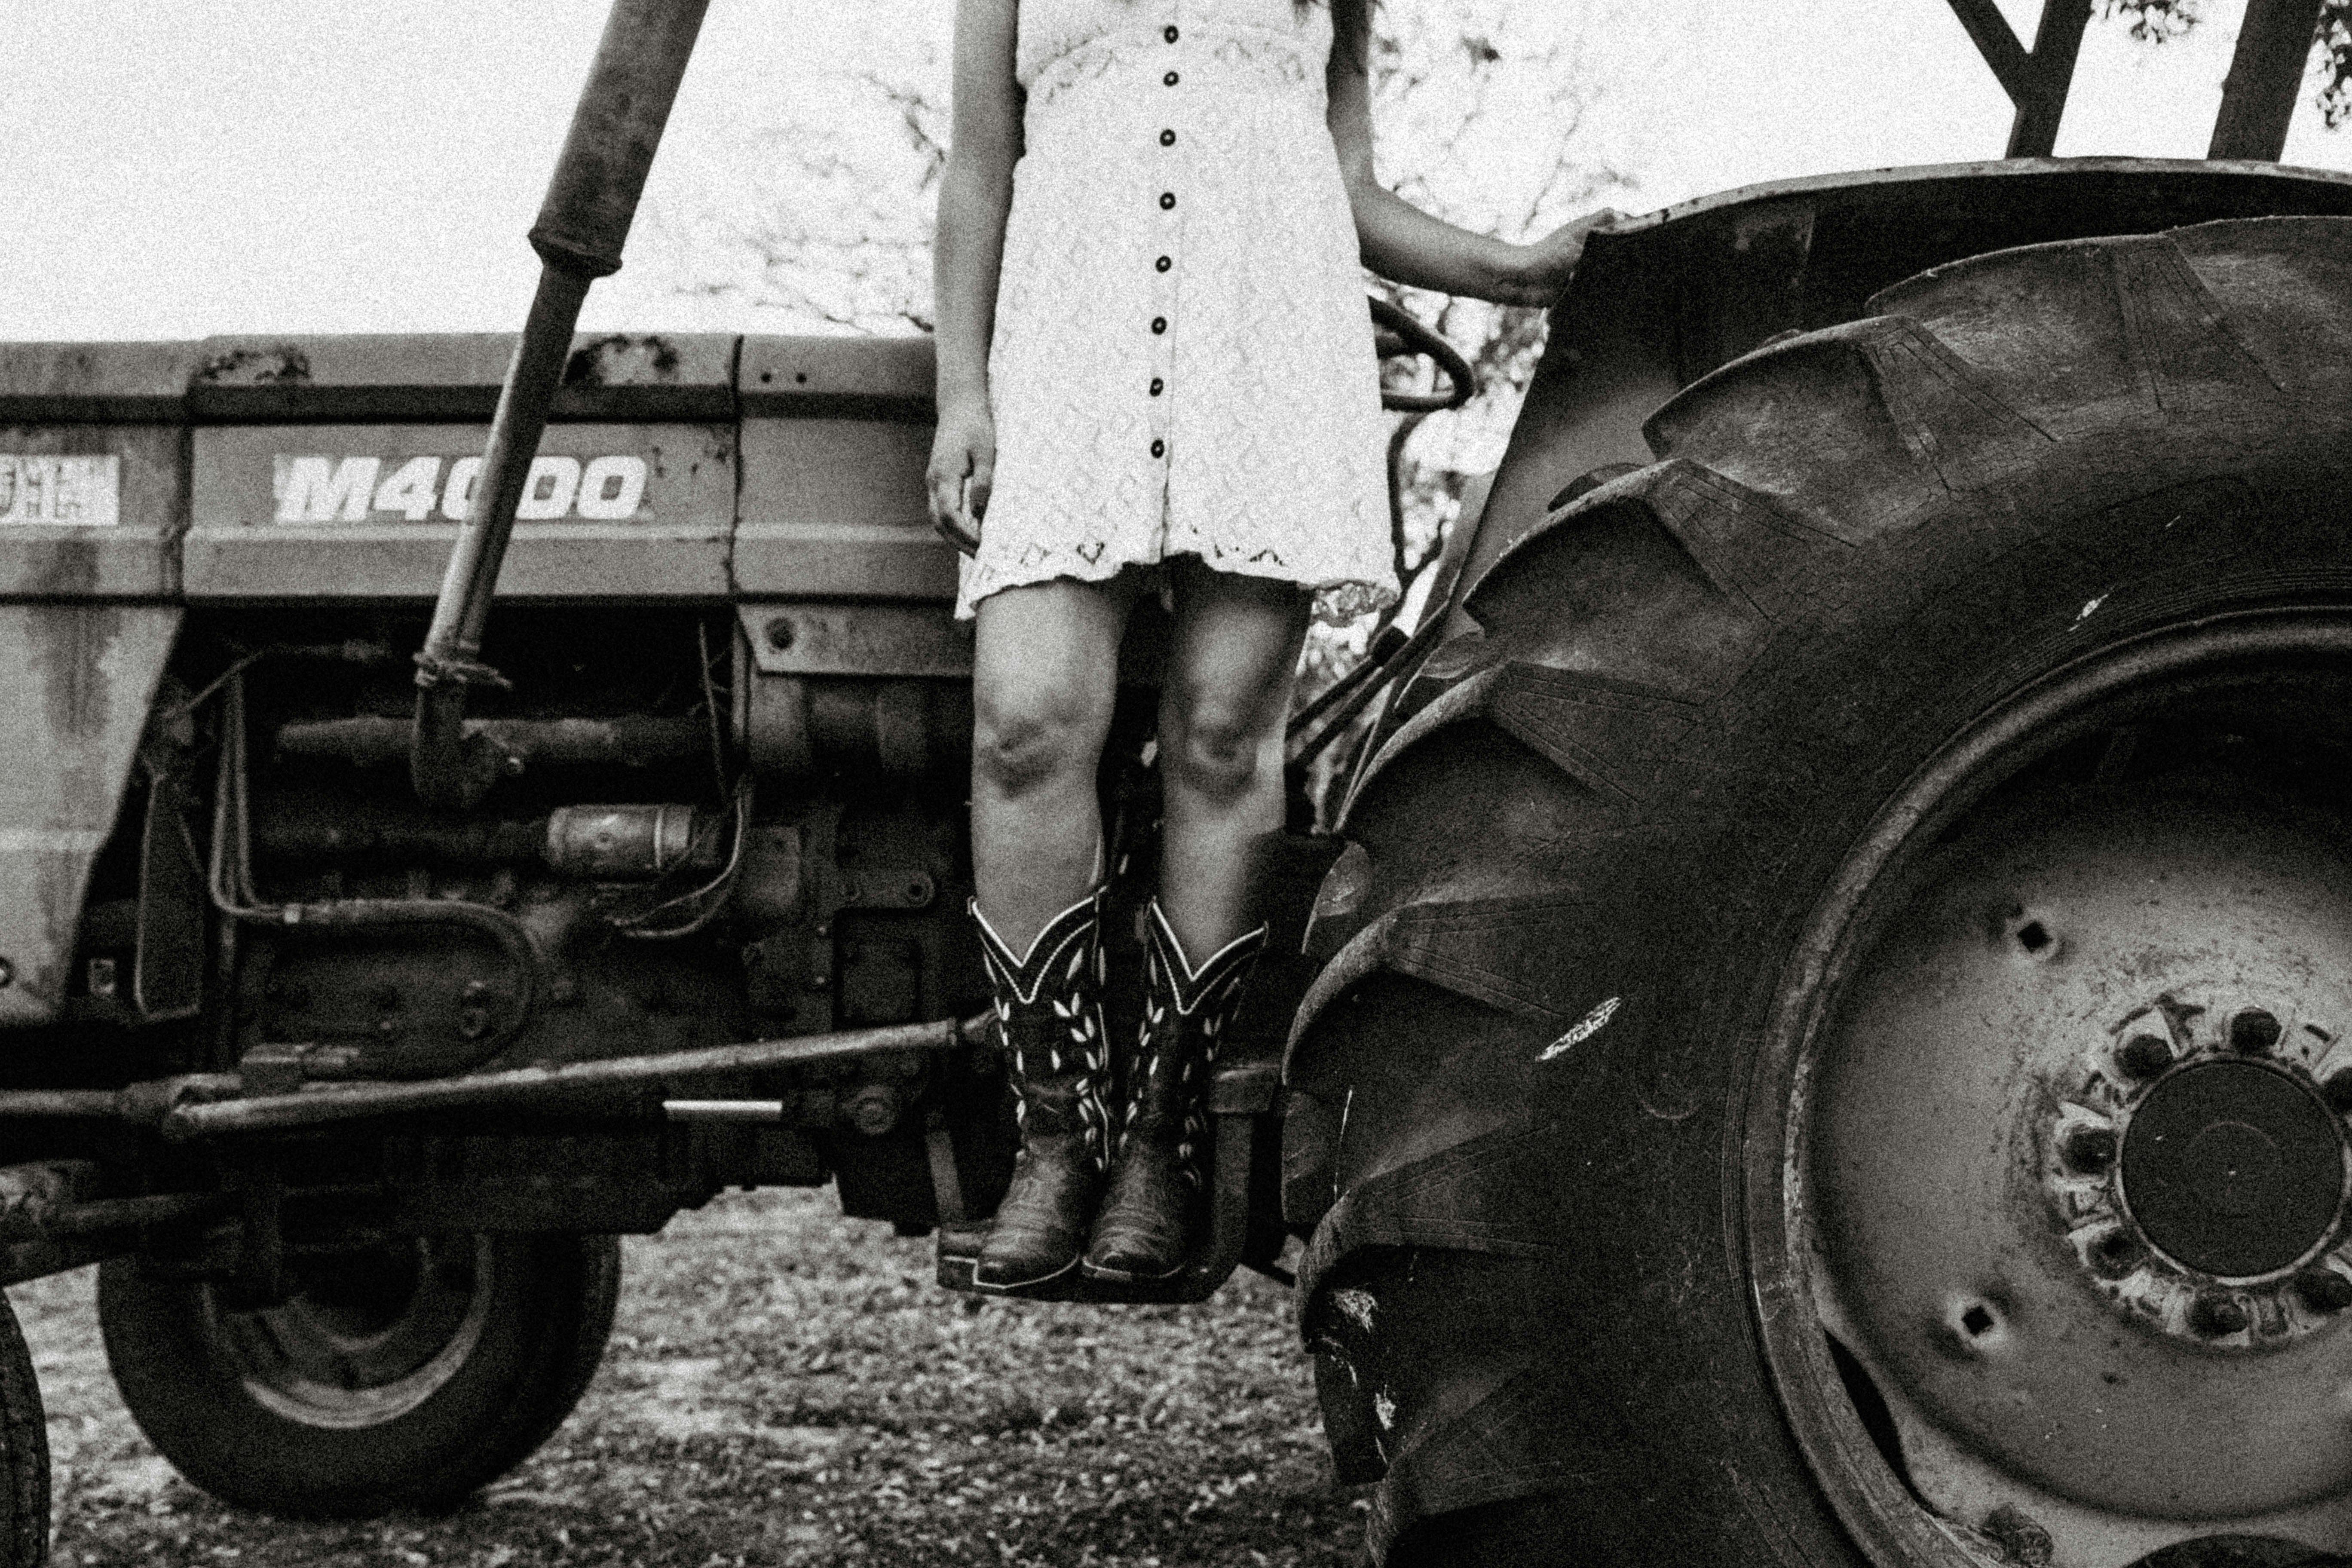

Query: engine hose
<box><xmin>207</xmin><ymin>674</ymin><xmax>541</xmax><ymax>1080</ymax></box>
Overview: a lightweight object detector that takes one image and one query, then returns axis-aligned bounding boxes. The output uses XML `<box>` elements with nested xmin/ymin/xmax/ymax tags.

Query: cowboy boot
<box><xmin>1082</xmin><ymin>899</ymin><xmax>1266</xmax><ymax>1282</ymax></box>
<box><xmin>970</xmin><ymin>887</ymin><xmax>1114</xmax><ymax>1291</ymax></box>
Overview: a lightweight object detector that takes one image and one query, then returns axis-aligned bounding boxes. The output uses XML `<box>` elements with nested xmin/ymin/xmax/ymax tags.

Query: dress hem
<box><xmin>956</xmin><ymin>550</ymin><xmax>1398</xmax><ymax>625</ymax></box>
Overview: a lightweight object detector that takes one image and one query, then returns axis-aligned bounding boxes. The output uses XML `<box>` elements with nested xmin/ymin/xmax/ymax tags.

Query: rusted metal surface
<box><xmin>275</xmin><ymin>714</ymin><xmax>706</xmax><ymax>770</ymax></box>
<box><xmin>525</xmin><ymin>0</ymin><xmax>712</xmax><ymax>280</ymax></box>
<box><xmin>0</xmin><ymin>429</ymin><xmax>184</xmax><ymax>599</ymax></box>
<box><xmin>188</xmin><ymin>331</ymin><xmax>736</xmax><ymax>423</ymax></box>
<box><xmin>738</xmin><ymin>603</ymin><xmax>973</xmax><ymax>679</ymax></box>
<box><xmin>1807</xmin><ymin>788</ymin><xmax>2352</xmax><ymax>1561</ymax></box>
<box><xmin>737</xmin><ymin>334</ymin><xmax>934</xmax><ymax>420</ymax></box>
<box><xmin>0</xmin><ymin>604</ymin><xmax>181</xmax><ymax>1026</ymax></box>
<box><xmin>0</xmin><ymin>341</ymin><xmax>193</xmax><ymax>424</ymax></box>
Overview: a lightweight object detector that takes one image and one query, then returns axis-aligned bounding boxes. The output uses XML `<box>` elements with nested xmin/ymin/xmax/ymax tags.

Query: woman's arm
<box><xmin>928</xmin><ymin>0</ymin><xmax>1023</xmax><ymax>539</ymax></box>
<box><xmin>1326</xmin><ymin>0</ymin><xmax>1612</xmax><ymax>307</ymax></box>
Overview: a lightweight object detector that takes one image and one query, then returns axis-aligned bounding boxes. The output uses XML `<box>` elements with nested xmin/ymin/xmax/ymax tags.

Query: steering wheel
<box><xmin>1369</xmin><ymin>295</ymin><xmax>1477</xmax><ymax>414</ymax></box>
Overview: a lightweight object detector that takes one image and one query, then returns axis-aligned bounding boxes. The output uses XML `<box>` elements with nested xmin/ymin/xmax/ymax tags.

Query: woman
<box><xmin>928</xmin><ymin>0</ymin><xmax>1613</xmax><ymax>1291</ymax></box>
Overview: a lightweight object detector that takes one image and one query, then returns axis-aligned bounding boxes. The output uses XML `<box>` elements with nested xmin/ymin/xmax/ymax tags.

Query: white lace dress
<box><xmin>956</xmin><ymin>0</ymin><xmax>1397</xmax><ymax>622</ymax></box>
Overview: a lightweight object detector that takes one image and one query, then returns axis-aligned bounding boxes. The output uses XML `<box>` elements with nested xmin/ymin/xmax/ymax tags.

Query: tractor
<box><xmin>7</xmin><ymin>0</ymin><xmax>2352</xmax><ymax>1563</ymax></box>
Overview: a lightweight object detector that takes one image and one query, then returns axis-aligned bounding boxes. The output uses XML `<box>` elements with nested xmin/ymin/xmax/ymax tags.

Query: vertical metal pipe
<box><xmin>2005</xmin><ymin>0</ymin><xmax>2095</xmax><ymax>157</ymax></box>
<box><xmin>410</xmin><ymin>0</ymin><xmax>713</xmax><ymax>808</ymax></box>
<box><xmin>2210</xmin><ymin>0</ymin><xmax>2327</xmax><ymax>160</ymax></box>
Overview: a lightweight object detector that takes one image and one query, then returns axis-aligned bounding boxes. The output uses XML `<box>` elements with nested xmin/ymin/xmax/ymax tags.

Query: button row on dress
<box><xmin>1152</xmin><ymin>16</ymin><xmax>1180</xmax><ymax>460</ymax></box>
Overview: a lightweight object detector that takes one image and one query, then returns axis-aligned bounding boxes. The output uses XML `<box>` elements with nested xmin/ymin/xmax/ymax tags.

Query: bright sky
<box><xmin>4</xmin><ymin>0</ymin><xmax>2349</xmax><ymax>340</ymax></box>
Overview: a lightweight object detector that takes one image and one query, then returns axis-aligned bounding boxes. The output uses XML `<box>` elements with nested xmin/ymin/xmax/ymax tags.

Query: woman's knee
<box><xmin>1164</xmin><ymin>697</ymin><xmax>1280</xmax><ymax>805</ymax></box>
<box><xmin>971</xmin><ymin>677</ymin><xmax>1113</xmax><ymax>798</ymax></box>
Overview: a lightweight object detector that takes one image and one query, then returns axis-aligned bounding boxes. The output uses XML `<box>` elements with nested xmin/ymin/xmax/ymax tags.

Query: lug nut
<box><xmin>764</xmin><ymin>615</ymin><xmax>796</xmax><ymax>652</ymax></box>
<box><xmin>2116</xmin><ymin>1032</ymin><xmax>2174</xmax><ymax>1079</ymax></box>
<box><xmin>844</xmin><ymin>1084</ymin><xmax>902</xmax><ymax>1137</ymax></box>
<box><xmin>2294</xmin><ymin>1270</ymin><xmax>2352</xmax><ymax>1314</ymax></box>
<box><xmin>2088</xmin><ymin>1229</ymin><xmax>2141</xmax><ymax>1278</ymax></box>
<box><xmin>2325</xmin><ymin>1071</ymin><xmax>2352</xmax><ymax>1114</ymax></box>
<box><xmin>2061</xmin><ymin>1126</ymin><xmax>2117</xmax><ymax>1175</ymax></box>
<box><xmin>2189</xmin><ymin>1292</ymin><xmax>2250</xmax><ymax>1338</ymax></box>
<box><xmin>2230</xmin><ymin>1009</ymin><xmax>2283</xmax><ymax>1054</ymax></box>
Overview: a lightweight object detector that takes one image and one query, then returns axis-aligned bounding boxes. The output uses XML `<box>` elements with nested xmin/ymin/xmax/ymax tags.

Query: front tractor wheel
<box><xmin>1289</xmin><ymin>217</ymin><xmax>2352</xmax><ymax>1565</ymax></box>
<box><xmin>99</xmin><ymin>1232</ymin><xmax>619</xmax><ymax>1518</ymax></box>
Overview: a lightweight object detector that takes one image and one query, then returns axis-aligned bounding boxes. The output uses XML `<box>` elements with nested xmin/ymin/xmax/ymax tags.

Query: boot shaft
<box><xmin>971</xmin><ymin>888</ymin><xmax>1113</xmax><ymax>1161</ymax></box>
<box><xmin>1123</xmin><ymin>901</ymin><xmax>1267</xmax><ymax>1144</ymax></box>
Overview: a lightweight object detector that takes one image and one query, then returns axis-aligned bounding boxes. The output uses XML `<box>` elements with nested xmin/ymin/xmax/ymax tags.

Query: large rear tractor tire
<box><xmin>99</xmin><ymin>1232</ymin><xmax>619</xmax><ymax>1518</ymax></box>
<box><xmin>1289</xmin><ymin>217</ymin><xmax>2352</xmax><ymax>1566</ymax></box>
<box><xmin>0</xmin><ymin>1293</ymin><xmax>49</xmax><ymax>1567</ymax></box>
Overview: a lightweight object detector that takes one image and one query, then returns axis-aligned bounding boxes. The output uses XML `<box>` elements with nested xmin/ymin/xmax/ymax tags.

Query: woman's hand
<box><xmin>1501</xmin><ymin>207</ymin><xmax>1621</xmax><ymax>307</ymax></box>
<box><xmin>926</xmin><ymin>393</ymin><xmax>995</xmax><ymax>556</ymax></box>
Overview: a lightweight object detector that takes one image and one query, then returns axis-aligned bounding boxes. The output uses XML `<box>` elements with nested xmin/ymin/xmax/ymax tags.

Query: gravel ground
<box><xmin>16</xmin><ymin>1187</ymin><xmax>1366</xmax><ymax>1568</ymax></box>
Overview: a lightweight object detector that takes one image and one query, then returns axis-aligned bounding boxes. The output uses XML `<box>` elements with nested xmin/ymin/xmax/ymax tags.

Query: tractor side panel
<box><xmin>183</xmin><ymin>423</ymin><xmax>734</xmax><ymax>600</ymax></box>
<box><xmin>0</xmin><ymin>426</ymin><xmax>186</xmax><ymax>600</ymax></box>
<box><xmin>733</xmin><ymin>334</ymin><xmax>956</xmax><ymax>600</ymax></box>
<box><xmin>0</xmin><ymin>341</ymin><xmax>195</xmax><ymax>601</ymax></box>
<box><xmin>0</xmin><ymin>604</ymin><xmax>180</xmax><ymax>1024</ymax></box>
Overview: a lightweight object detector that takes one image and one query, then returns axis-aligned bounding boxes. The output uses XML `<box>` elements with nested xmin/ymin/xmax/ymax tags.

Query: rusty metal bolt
<box><xmin>2116</xmin><ymin>1032</ymin><xmax>2174</xmax><ymax>1079</ymax></box>
<box><xmin>2089</xmin><ymin>1228</ymin><xmax>2141</xmax><ymax>1279</ymax></box>
<box><xmin>2325</xmin><ymin>1070</ymin><xmax>2352</xmax><ymax>1114</ymax></box>
<box><xmin>2189</xmin><ymin>1292</ymin><xmax>2250</xmax><ymax>1338</ymax></box>
<box><xmin>2061</xmin><ymin>1126</ymin><xmax>2117</xmax><ymax>1175</ymax></box>
<box><xmin>764</xmin><ymin>616</ymin><xmax>796</xmax><ymax>652</ymax></box>
<box><xmin>2295</xmin><ymin>1269</ymin><xmax>2352</xmax><ymax>1314</ymax></box>
<box><xmin>0</xmin><ymin>957</ymin><xmax>14</xmax><ymax>989</ymax></box>
<box><xmin>844</xmin><ymin>1084</ymin><xmax>902</xmax><ymax>1137</ymax></box>
<box><xmin>2230</xmin><ymin>1009</ymin><xmax>2283</xmax><ymax>1054</ymax></box>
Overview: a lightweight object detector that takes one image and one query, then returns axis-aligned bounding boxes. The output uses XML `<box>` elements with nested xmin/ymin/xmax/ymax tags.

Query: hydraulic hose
<box><xmin>211</xmin><ymin>677</ymin><xmax>541</xmax><ymax>1080</ymax></box>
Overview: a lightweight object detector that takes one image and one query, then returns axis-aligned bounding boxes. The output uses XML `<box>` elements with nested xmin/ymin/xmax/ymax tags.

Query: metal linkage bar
<box><xmin>158</xmin><ymin>1012</ymin><xmax>994</xmax><ymax>1141</ymax></box>
<box><xmin>412</xmin><ymin>0</ymin><xmax>713</xmax><ymax>808</ymax></box>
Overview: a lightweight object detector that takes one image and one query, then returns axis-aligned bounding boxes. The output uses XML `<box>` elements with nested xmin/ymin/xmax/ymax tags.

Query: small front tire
<box><xmin>99</xmin><ymin>1232</ymin><xmax>619</xmax><ymax>1518</ymax></box>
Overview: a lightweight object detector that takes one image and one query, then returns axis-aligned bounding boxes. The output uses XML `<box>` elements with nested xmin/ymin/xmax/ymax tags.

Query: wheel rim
<box><xmin>1748</xmin><ymin>614</ymin><xmax>2352</xmax><ymax>1568</ymax></box>
<box><xmin>203</xmin><ymin>1235</ymin><xmax>494</xmax><ymax>1430</ymax></box>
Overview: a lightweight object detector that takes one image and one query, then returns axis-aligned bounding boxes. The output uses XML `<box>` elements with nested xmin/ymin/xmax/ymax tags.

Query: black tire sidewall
<box><xmin>1317</xmin><ymin>434</ymin><xmax>2352</xmax><ymax>1567</ymax></box>
<box><xmin>0</xmin><ymin>1291</ymin><xmax>47</xmax><ymax>1567</ymax></box>
<box><xmin>98</xmin><ymin>1232</ymin><xmax>619</xmax><ymax>1517</ymax></box>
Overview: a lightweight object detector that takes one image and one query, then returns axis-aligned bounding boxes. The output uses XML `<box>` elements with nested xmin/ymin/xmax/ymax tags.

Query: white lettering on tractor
<box><xmin>274</xmin><ymin>452</ymin><xmax>647</xmax><ymax>523</ymax></box>
<box><xmin>0</xmin><ymin>455</ymin><xmax>120</xmax><ymax>527</ymax></box>
<box><xmin>577</xmin><ymin>455</ymin><xmax>648</xmax><ymax>519</ymax></box>
<box><xmin>441</xmin><ymin>457</ymin><xmax>481</xmax><ymax>521</ymax></box>
<box><xmin>516</xmin><ymin>456</ymin><xmax>580</xmax><ymax>520</ymax></box>
<box><xmin>371</xmin><ymin>456</ymin><xmax>442</xmax><ymax>521</ymax></box>
<box><xmin>274</xmin><ymin>456</ymin><xmax>380</xmax><ymax>522</ymax></box>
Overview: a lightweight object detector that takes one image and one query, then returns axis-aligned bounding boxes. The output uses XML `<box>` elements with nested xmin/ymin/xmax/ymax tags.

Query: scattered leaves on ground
<box><xmin>18</xmin><ymin>1187</ymin><xmax>1366</xmax><ymax>1566</ymax></box>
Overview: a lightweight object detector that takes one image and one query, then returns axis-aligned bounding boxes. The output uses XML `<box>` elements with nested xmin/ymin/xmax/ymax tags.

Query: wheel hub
<box><xmin>2045</xmin><ymin>1000</ymin><xmax>2352</xmax><ymax>1354</ymax></box>
<box><xmin>2122</xmin><ymin>1058</ymin><xmax>2345</xmax><ymax>1279</ymax></box>
<box><xmin>1806</xmin><ymin>787</ymin><xmax>2352</xmax><ymax>1522</ymax></box>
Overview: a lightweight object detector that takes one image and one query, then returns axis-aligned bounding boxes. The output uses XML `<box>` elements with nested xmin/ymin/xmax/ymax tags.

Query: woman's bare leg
<box><xmin>1078</xmin><ymin>559</ymin><xmax>1306</xmax><ymax>1281</ymax></box>
<box><xmin>970</xmin><ymin>575</ymin><xmax>1138</xmax><ymax>950</ymax></box>
<box><xmin>1156</xmin><ymin>557</ymin><xmax>1311</xmax><ymax>955</ymax></box>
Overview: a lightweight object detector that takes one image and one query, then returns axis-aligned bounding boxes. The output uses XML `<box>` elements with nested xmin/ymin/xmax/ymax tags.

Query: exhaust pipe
<box><xmin>412</xmin><ymin>0</ymin><xmax>713</xmax><ymax>808</ymax></box>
